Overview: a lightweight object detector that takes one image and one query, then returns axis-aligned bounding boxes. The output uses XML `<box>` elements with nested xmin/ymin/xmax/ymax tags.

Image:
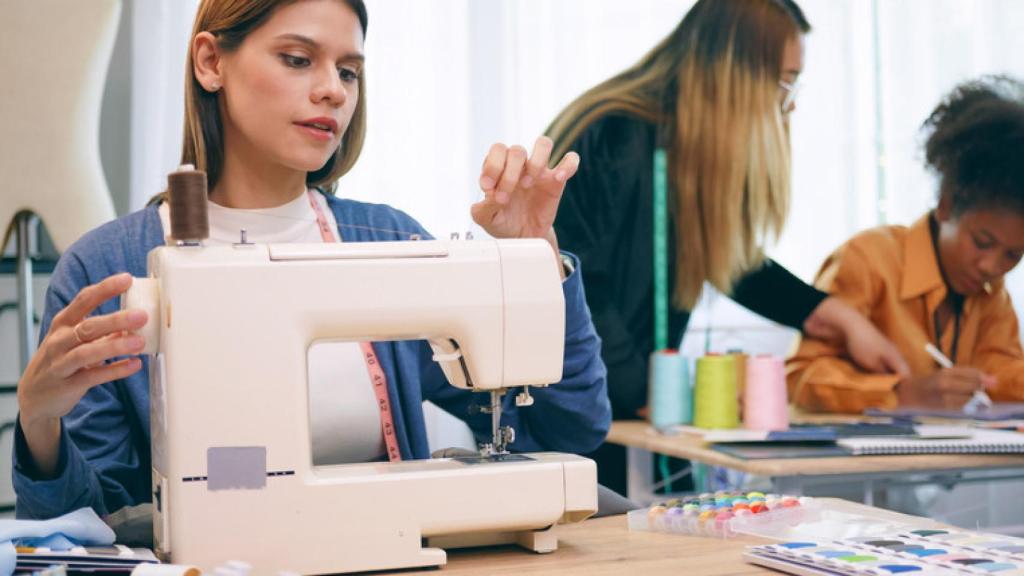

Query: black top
<box><xmin>554</xmin><ymin>114</ymin><xmax>828</xmax><ymax>419</ymax></box>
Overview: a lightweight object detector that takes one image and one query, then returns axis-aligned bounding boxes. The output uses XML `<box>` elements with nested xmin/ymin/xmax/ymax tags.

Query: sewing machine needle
<box><xmin>491</xmin><ymin>390</ymin><xmax>501</xmax><ymax>450</ymax></box>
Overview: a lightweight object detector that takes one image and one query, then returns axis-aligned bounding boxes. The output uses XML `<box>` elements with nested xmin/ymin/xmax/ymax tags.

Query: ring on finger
<box><xmin>73</xmin><ymin>322</ymin><xmax>89</xmax><ymax>345</ymax></box>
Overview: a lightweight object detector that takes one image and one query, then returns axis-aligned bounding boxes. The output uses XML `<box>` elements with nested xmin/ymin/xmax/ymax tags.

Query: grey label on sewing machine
<box><xmin>207</xmin><ymin>447</ymin><xmax>267</xmax><ymax>490</ymax></box>
<box><xmin>452</xmin><ymin>454</ymin><xmax>535</xmax><ymax>465</ymax></box>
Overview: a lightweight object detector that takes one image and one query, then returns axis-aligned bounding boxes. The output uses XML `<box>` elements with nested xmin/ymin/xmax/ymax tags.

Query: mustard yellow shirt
<box><xmin>786</xmin><ymin>213</ymin><xmax>1024</xmax><ymax>414</ymax></box>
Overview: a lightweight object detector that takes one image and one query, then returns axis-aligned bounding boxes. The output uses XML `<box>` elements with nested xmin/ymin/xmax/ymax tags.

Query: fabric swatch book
<box><xmin>745</xmin><ymin>524</ymin><xmax>1024</xmax><ymax>575</ymax></box>
<box><xmin>837</xmin><ymin>428</ymin><xmax>1024</xmax><ymax>455</ymax></box>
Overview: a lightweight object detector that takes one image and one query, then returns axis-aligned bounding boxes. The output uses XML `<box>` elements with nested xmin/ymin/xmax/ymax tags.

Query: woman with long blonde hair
<box><xmin>14</xmin><ymin>0</ymin><xmax>610</xmax><ymax>520</ymax></box>
<box><xmin>548</xmin><ymin>0</ymin><xmax>906</xmax><ymax>480</ymax></box>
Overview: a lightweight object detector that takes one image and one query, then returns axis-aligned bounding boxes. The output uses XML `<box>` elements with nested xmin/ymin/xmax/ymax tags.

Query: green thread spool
<box><xmin>693</xmin><ymin>355</ymin><xmax>740</xmax><ymax>429</ymax></box>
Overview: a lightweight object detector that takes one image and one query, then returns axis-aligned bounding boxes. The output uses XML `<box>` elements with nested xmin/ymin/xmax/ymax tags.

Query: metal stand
<box><xmin>15</xmin><ymin>211</ymin><xmax>36</xmax><ymax>372</ymax></box>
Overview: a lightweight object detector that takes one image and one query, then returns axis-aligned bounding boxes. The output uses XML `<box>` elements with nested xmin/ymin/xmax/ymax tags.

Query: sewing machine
<box><xmin>123</xmin><ymin>235</ymin><xmax>598</xmax><ymax>574</ymax></box>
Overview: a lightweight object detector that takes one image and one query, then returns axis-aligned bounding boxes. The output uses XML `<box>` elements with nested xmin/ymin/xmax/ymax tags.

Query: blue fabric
<box><xmin>0</xmin><ymin>508</ymin><xmax>115</xmax><ymax>576</ymax></box>
<box><xmin>19</xmin><ymin>533</ymin><xmax>76</xmax><ymax>550</ymax></box>
<box><xmin>13</xmin><ymin>193</ymin><xmax>610</xmax><ymax>519</ymax></box>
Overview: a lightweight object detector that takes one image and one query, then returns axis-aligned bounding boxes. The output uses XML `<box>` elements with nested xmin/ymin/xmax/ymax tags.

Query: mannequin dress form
<box><xmin>0</xmin><ymin>1</ymin><xmax>120</xmax><ymax>369</ymax></box>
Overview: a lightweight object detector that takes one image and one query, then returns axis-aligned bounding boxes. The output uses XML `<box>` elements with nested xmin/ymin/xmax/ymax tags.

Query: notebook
<box><xmin>837</xmin><ymin>428</ymin><xmax>1024</xmax><ymax>455</ymax></box>
<box><xmin>14</xmin><ymin>545</ymin><xmax>159</xmax><ymax>573</ymax></box>
<box><xmin>865</xmin><ymin>402</ymin><xmax>1024</xmax><ymax>421</ymax></box>
<box><xmin>712</xmin><ymin>443</ymin><xmax>852</xmax><ymax>460</ymax></box>
<box><xmin>703</xmin><ymin>427</ymin><xmax>839</xmax><ymax>443</ymax></box>
<box><xmin>704</xmin><ymin>423</ymin><xmax>947</xmax><ymax>444</ymax></box>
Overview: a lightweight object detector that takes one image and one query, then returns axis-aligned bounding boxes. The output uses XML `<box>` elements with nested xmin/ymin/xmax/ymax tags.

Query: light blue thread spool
<box><xmin>649</xmin><ymin>350</ymin><xmax>691</xmax><ymax>429</ymax></box>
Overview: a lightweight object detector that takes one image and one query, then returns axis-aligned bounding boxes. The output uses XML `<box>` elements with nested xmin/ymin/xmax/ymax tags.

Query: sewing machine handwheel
<box><xmin>121</xmin><ymin>277</ymin><xmax>160</xmax><ymax>355</ymax></box>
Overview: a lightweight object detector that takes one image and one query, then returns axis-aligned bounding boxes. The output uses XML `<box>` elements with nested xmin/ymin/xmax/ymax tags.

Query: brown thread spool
<box><xmin>727</xmin><ymin>350</ymin><xmax>748</xmax><ymax>422</ymax></box>
<box><xmin>167</xmin><ymin>164</ymin><xmax>208</xmax><ymax>244</ymax></box>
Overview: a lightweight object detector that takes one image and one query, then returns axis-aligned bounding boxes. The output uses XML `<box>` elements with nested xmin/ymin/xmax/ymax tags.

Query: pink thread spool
<box><xmin>743</xmin><ymin>355</ymin><xmax>788</xmax><ymax>431</ymax></box>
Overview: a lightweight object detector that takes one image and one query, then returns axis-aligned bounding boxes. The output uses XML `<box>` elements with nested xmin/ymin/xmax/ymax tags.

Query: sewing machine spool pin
<box><xmin>233</xmin><ymin>228</ymin><xmax>255</xmax><ymax>248</ymax></box>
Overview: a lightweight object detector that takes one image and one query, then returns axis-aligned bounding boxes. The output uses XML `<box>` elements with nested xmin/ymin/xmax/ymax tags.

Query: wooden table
<box><xmin>420</xmin><ymin>515</ymin><xmax>767</xmax><ymax>575</ymax></box>
<box><xmin>380</xmin><ymin>499</ymin><xmax>936</xmax><ymax>575</ymax></box>
<box><xmin>608</xmin><ymin>420</ymin><xmax>1024</xmax><ymax>504</ymax></box>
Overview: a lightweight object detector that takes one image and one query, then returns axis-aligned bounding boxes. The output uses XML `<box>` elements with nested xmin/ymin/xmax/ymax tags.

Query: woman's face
<box><xmin>215</xmin><ymin>0</ymin><xmax>363</xmax><ymax>174</ymax></box>
<box><xmin>779</xmin><ymin>34</ymin><xmax>805</xmax><ymax>116</ymax></box>
<box><xmin>936</xmin><ymin>202</ymin><xmax>1024</xmax><ymax>296</ymax></box>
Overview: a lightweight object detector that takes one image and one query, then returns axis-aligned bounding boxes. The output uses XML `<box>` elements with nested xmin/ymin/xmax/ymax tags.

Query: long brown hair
<box><xmin>180</xmin><ymin>0</ymin><xmax>368</xmax><ymax>195</ymax></box>
<box><xmin>548</xmin><ymin>0</ymin><xmax>810</xmax><ymax>309</ymax></box>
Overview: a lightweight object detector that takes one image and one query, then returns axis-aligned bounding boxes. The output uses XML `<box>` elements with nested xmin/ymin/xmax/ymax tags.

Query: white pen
<box><xmin>923</xmin><ymin>343</ymin><xmax>993</xmax><ymax>411</ymax></box>
<box><xmin>924</xmin><ymin>342</ymin><xmax>954</xmax><ymax>369</ymax></box>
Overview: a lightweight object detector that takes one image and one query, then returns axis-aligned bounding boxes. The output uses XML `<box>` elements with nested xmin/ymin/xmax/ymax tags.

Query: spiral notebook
<box><xmin>837</xmin><ymin>428</ymin><xmax>1024</xmax><ymax>455</ymax></box>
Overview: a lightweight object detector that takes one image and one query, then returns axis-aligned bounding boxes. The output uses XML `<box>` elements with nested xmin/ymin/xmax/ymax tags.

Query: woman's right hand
<box><xmin>804</xmin><ymin>296</ymin><xmax>911</xmax><ymax>377</ymax></box>
<box><xmin>896</xmin><ymin>367</ymin><xmax>996</xmax><ymax>409</ymax></box>
<box><xmin>17</xmin><ymin>273</ymin><xmax>147</xmax><ymax>477</ymax></box>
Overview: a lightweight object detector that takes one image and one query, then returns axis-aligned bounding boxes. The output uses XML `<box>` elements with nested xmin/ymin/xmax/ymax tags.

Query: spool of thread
<box><xmin>648</xmin><ymin>350</ymin><xmax>691</xmax><ymax>428</ymax></box>
<box><xmin>728</xmin><ymin>350</ymin><xmax>748</xmax><ymax>413</ymax></box>
<box><xmin>693</xmin><ymin>355</ymin><xmax>739</xmax><ymax>429</ymax></box>
<box><xmin>167</xmin><ymin>164</ymin><xmax>209</xmax><ymax>244</ymax></box>
<box><xmin>743</xmin><ymin>354</ymin><xmax>789</xmax><ymax>431</ymax></box>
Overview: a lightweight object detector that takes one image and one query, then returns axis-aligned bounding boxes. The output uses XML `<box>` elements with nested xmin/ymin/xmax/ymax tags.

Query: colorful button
<box><xmin>647</xmin><ymin>505</ymin><xmax>666</xmax><ymax>520</ymax></box>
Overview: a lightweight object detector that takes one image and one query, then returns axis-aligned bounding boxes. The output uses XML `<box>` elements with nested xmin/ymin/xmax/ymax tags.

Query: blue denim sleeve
<box><xmin>13</xmin><ymin>236</ymin><xmax>150</xmax><ymax>519</ymax></box>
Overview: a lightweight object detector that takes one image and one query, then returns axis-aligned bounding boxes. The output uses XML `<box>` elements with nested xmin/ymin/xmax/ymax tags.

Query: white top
<box><xmin>159</xmin><ymin>191</ymin><xmax>386</xmax><ymax>464</ymax></box>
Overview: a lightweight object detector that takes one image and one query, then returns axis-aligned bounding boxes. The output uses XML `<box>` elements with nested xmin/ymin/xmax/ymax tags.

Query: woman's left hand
<box><xmin>471</xmin><ymin>136</ymin><xmax>580</xmax><ymax>242</ymax></box>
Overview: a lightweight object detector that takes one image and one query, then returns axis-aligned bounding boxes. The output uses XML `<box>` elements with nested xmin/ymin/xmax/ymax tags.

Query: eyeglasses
<box><xmin>779</xmin><ymin>79</ymin><xmax>801</xmax><ymax>116</ymax></box>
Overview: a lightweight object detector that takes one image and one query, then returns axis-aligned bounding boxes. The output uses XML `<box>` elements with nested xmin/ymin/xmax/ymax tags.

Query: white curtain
<box><xmin>337</xmin><ymin>1</ymin><xmax>475</xmax><ymax>236</ymax></box>
<box><xmin>129</xmin><ymin>0</ymin><xmax>199</xmax><ymax>209</ymax></box>
<box><xmin>771</xmin><ymin>0</ymin><xmax>880</xmax><ymax>280</ymax></box>
<box><xmin>341</xmin><ymin>0</ymin><xmax>691</xmax><ymax>238</ymax></box>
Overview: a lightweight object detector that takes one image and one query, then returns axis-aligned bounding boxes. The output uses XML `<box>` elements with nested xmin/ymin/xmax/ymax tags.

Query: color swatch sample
<box><xmin>746</xmin><ymin>526</ymin><xmax>1024</xmax><ymax>575</ymax></box>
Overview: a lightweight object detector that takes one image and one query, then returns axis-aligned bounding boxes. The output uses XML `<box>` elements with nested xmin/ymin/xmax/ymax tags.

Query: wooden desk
<box><xmin>608</xmin><ymin>420</ymin><xmax>1024</xmax><ymax>504</ymax></box>
<box><xmin>382</xmin><ymin>499</ymin><xmax>935</xmax><ymax>575</ymax></box>
<box><xmin>414</xmin><ymin>515</ymin><xmax>767</xmax><ymax>575</ymax></box>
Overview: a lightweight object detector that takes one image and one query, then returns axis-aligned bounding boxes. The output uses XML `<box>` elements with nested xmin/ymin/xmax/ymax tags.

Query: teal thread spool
<box><xmin>649</xmin><ymin>350</ymin><xmax>691</xmax><ymax>429</ymax></box>
<box><xmin>693</xmin><ymin>355</ymin><xmax>739</xmax><ymax>429</ymax></box>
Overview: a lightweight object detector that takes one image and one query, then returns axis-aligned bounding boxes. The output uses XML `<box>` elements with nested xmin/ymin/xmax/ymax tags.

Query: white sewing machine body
<box><xmin>126</xmin><ymin>238</ymin><xmax>598</xmax><ymax>574</ymax></box>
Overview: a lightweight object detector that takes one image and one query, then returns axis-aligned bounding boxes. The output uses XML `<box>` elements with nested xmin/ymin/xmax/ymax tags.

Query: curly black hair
<box><xmin>924</xmin><ymin>75</ymin><xmax>1024</xmax><ymax>216</ymax></box>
